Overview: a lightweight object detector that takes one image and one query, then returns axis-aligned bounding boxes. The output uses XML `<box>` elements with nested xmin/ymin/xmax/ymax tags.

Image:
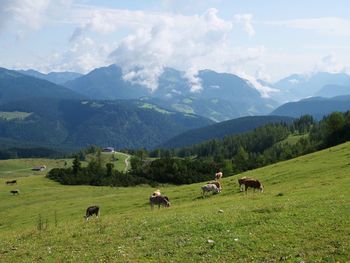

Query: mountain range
<box><xmin>0</xmin><ymin>68</ymin><xmax>84</xmax><ymax>104</ymax></box>
<box><xmin>18</xmin><ymin>69</ymin><xmax>82</xmax><ymax>85</ymax></box>
<box><xmin>63</xmin><ymin>65</ymin><xmax>277</xmax><ymax>121</ymax></box>
<box><xmin>270</xmin><ymin>72</ymin><xmax>350</xmax><ymax>103</ymax></box>
<box><xmin>271</xmin><ymin>95</ymin><xmax>350</xmax><ymax>119</ymax></box>
<box><xmin>3</xmin><ymin>64</ymin><xmax>350</xmax><ymax>151</ymax></box>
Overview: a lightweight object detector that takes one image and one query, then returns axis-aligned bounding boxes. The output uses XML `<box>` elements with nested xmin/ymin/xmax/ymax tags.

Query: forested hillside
<box><xmin>0</xmin><ymin>68</ymin><xmax>84</xmax><ymax>104</ymax></box>
<box><xmin>160</xmin><ymin>115</ymin><xmax>294</xmax><ymax>148</ymax></box>
<box><xmin>48</xmin><ymin>111</ymin><xmax>350</xmax><ymax>187</ymax></box>
<box><xmin>271</xmin><ymin>95</ymin><xmax>350</xmax><ymax>119</ymax></box>
<box><xmin>0</xmin><ymin>99</ymin><xmax>213</xmax><ymax>150</ymax></box>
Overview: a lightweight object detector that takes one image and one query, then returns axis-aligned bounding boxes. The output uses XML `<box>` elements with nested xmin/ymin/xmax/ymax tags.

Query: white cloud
<box><xmin>234</xmin><ymin>14</ymin><xmax>255</xmax><ymax>37</ymax></box>
<box><xmin>34</xmin><ymin>37</ymin><xmax>114</xmax><ymax>73</ymax></box>
<box><xmin>102</xmin><ymin>8</ymin><xmax>262</xmax><ymax>93</ymax></box>
<box><xmin>314</xmin><ymin>54</ymin><xmax>346</xmax><ymax>73</ymax></box>
<box><xmin>264</xmin><ymin>17</ymin><xmax>350</xmax><ymax>37</ymax></box>
<box><xmin>0</xmin><ymin>0</ymin><xmax>72</xmax><ymax>32</ymax></box>
<box><xmin>1</xmin><ymin>2</ymin><xmax>269</xmax><ymax>96</ymax></box>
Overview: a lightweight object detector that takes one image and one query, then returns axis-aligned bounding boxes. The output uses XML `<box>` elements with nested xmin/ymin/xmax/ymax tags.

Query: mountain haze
<box><xmin>18</xmin><ymin>69</ymin><xmax>83</xmax><ymax>85</ymax></box>
<box><xmin>315</xmin><ymin>84</ymin><xmax>350</xmax><ymax>98</ymax></box>
<box><xmin>272</xmin><ymin>72</ymin><xmax>350</xmax><ymax>102</ymax></box>
<box><xmin>271</xmin><ymin>95</ymin><xmax>350</xmax><ymax>119</ymax></box>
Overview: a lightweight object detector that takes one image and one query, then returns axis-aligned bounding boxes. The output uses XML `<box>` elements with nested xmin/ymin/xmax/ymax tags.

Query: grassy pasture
<box><xmin>0</xmin><ymin>111</ymin><xmax>32</xmax><ymax>120</ymax></box>
<box><xmin>0</xmin><ymin>152</ymin><xmax>129</xmax><ymax>180</ymax></box>
<box><xmin>84</xmin><ymin>152</ymin><xmax>130</xmax><ymax>172</ymax></box>
<box><xmin>0</xmin><ymin>158</ymin><xmax>72</xmax><ymax>179</ymax></box>
<box><xmin>0</xmin><ymin>143</ymin><xmax>349</xmax><ymax>262</ymax></box>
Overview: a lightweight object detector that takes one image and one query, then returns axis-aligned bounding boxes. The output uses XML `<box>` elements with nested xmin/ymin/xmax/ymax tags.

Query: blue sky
<box><xmin>1</xmin><ymin>0</ymin><xmax>350</xmax><ymax>92</ymax></box>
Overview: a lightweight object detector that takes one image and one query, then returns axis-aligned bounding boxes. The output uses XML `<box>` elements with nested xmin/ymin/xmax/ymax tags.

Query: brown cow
<box><xmin>238</xmin><ymin>177</ymin><xmax>253</xmax><ymax>191</ymax></box>
<box><xmin>241</xmin><ymin>179</ymin><xmax>263</xmax><ymax>193</ymax></box>
<box><xmin>150</xmin><ymin>195</ymin><xmax>170</xmax><ymax>209</ymax></box>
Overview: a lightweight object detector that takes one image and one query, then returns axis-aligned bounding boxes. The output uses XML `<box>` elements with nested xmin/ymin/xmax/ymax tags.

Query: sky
<box><xmin>1</xmin><ymin>0</ymin><xmax>350</xmax><ymax>94</ymax></box>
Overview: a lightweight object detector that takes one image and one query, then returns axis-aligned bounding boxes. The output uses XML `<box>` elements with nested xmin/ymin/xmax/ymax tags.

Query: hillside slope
<box><xmin>0</xmin><ymin>142</ymin><xmax>349</xmax><ymax>261</ymax></box>
<box><xmin>0</xmin><ymin>67</ymin><xmax>84</xmax><ymax>104</ymax></box>
<box><xmin>17</xmin><ymin>69</ymin><xmax>82</xmax><ymax>85</ymax></box>
<box><xmin>160</xmin><ymin>115</ymin><xmax>294</xmax><ymax>149</ymax></box>
<box><xmin>0</xmin><ymin>99</ymin><xmax>213</xmax><ymax>149</ymax></box>
<box><xmin>271</xmin><ymin>95</ymin><xmax>350</xmax><ymax>119</ymax></box>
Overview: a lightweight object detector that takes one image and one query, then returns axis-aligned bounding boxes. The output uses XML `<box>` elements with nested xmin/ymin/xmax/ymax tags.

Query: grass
<box><xmin>0</xmin><ymin>143</ymin><xmax>350</xmax><ymax>262</ymax></box>
<box><xmin>84</xmin><ymin>152</ymin><xmax>130</xmax><ymax>172</ymax></box>
<box><xmin>171</xmin><ymin>104</ymin><xmax>195</xmax><ymax>114</ymax></box>
<box><xmin>0</xmin><ymin>111</ymin><xmax>32</xmax><ymax>120</ymax></box>
<box><xmin>0</xmin><ymin>151</ymin><xmax>129</xmax><ymax>179</ymax></box>
<box><xmin>139</xmin><ymin>103</ymin><xmax>172</xmax><ymax>114</ymax></box>
<box><xmin>0</xmin><ymin>158</ymin><xmax>72</xmax><ymax>179</ymax></box>
<box><xmin>279</xmin><ymin>134</ymin><xmax>309</xmax><ymax>145</ymax></box>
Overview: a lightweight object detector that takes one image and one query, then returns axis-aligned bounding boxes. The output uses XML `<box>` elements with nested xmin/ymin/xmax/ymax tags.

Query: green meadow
<box><xmin>0</xmin><ymin>111</ymin><xmax>32</xmax><ymax>121</ymax></box>
<box><xmin>0</xmin><ymin>143</ymin><xmax>349</xmax><ymax>262</ymax></box>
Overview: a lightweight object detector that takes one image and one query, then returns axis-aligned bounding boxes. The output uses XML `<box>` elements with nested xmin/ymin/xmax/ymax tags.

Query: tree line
<box><xmin>47</xmin><ymin>112</ymin><xmax>350</xmax><ymax>187</ymax></box>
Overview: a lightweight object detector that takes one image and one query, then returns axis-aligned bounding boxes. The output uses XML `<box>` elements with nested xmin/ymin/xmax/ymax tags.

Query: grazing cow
<box><xmin>238</xmin><ymin>177</ymin><xmax>253</xmax><ymax>191</ymax></box>
<box><xmin>6</xmin><ymin>180</ymin><xmax>17</xmax><ymax>185</ymax></box>
<box><xmin>242</xmin><ymin>179</ymin><xmax>263</xmax><ymax>193</ymax></box>
<box><xmin>215</xmin><ymin>172</ymin><xmax>223</xmax><ymax>181</ymax></box>
<box><xmin>84</xmin><ymin>205</ymin><xmax>99</xmax><ymax>221</ymax></box>
<box><xmin>201</xmin><ymin>183</ymin><xmax>220</xmax><ymax>197</ymax></box>
<box><xmin>150</xmin><ymin>195</ymin><xmax>170</xmax><ymax>209</ymax></box>
<box><xmin>152</xmin><ymin>189</ymin><xmax>161</xmax><ymax>197</ymax></box>
<box><xmin>10</xmin><ymin>190</ymin><xmax>20</xmax><ymax>195</ymax></box>
<box><xmin>207</xmin><ymin>181</ymin><xmax>222</xmax><ymax>190</ymax></box>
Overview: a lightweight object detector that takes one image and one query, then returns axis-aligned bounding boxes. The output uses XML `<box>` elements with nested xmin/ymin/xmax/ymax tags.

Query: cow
<box><xmin>207</xmin><ymin>181</ymin><xmax>222</xmax><ymax>190</ymax></box>
<box><xmin>215</xmin><ymin>172</ymin><xmax>223</xmax><ymax>181</ymax></box>
<box><xmin>201</xmin><ymin>183</ymin><xmax>220</xmax><ymax>197</ymax></box>
<box><xmin>6</xmin><ymin>180</ymin><xmax>17</xmax><ymax>185</ymax></box>
<box><xmin>152</xmin><ymin>189</ymin><xmax>161</xmax><ymax>197</ymax></box>
<box><xmin>10</xmin><ymin>190</ymin><xmax>20</xmax><ymax>195</ymax></box>
<box><xmin>241</xmin><ymin>179</ymin><xmax>263</xmax><ymax>193</ymax></box>
<box><xmin>84</xmin><ymin>205</ymin><xmax>100</xmax><ymax>221</ymax></box>
<box><xmin>238</xmin><ymin>177</ymin><xmax>253</xmax><ymax>192</ymax></box>
<box><xmin>150</xmin><ymin>195</ymin><xmax>170</xmax><ymax>209</ymax></box>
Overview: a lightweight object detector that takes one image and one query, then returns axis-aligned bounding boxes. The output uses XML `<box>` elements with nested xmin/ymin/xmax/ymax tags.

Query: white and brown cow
<box><xmin>215</xmin><ymin>172</ymin><xmax>223</xmax><ymax>181</ymax></box>
<box><xmin>201</xmin><ymin>183</ymin><xmax>220</xmax><ymax>197</ymax></box>
<box><xmin>150</xmin><ymin>195</ymin><xmax>170</xmax><ymax>209</ymax></box>
<box><xmin>238</xmin><ymin>177</ymin><xmax>253</xmax><ymax>192</ymax></box>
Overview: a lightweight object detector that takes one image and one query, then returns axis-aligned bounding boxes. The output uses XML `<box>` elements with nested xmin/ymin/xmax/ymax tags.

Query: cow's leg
<box><xmin>245</xmin><ymin>185</ymin><xmax>248</xmax><ymax>194</ymax></box>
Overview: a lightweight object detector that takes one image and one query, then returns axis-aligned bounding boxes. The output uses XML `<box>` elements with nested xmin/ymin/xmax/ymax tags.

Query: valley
<box><xmin>0</xmin><ymin>142</ymin><xmax>349</xmax><ymax>261</ymax></box>
<box><xmin>2</xmin><ymin>2</ymin><xmax>350</xmax><ymax>262</ymax></box>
